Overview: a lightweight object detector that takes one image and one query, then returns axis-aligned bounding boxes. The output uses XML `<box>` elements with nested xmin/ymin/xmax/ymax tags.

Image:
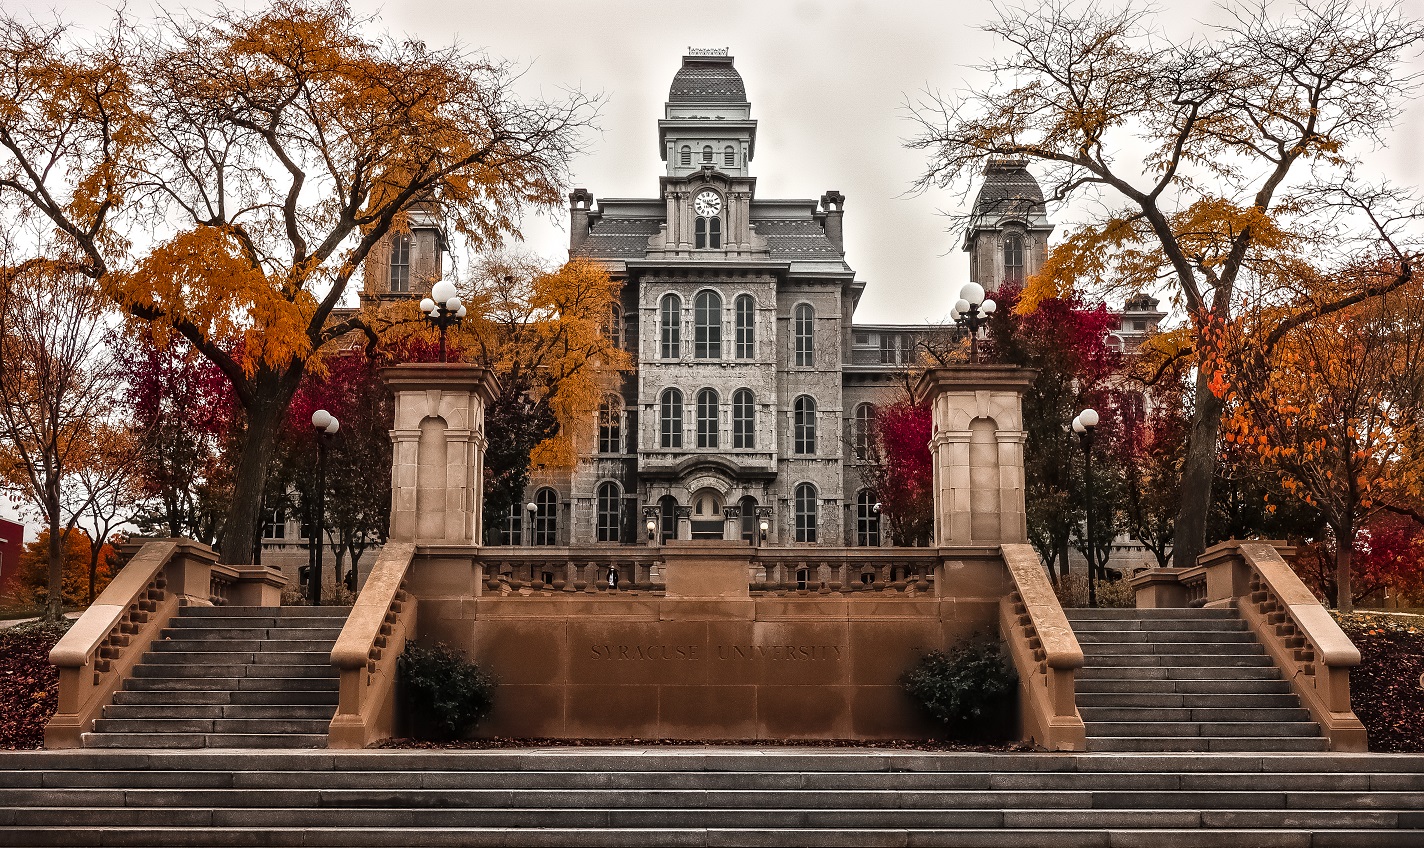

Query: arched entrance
<box><xmin>658</xmin><ymin>495</ymin><xmax>678</xmax><ymax>543</ymax></box>
<box><xmin>690</xmin><ymin>488</ymin><xmax>724</xmax><ymax>540</ymax></box>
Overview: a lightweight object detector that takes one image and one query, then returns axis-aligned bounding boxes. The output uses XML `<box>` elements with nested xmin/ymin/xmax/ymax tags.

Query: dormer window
<box><xmin>389</xmin><ymin>232</ymin><xmax>411</xmax><ymax>293</ymax></box>
<box><xmin>702</xmin><ymin>145</ymin><xmax>713</xmax><ymax>163</ymax></box>
<box><xmin>680</xmin><ymin>145</ymin><xmax>691</xmax><ymax>166</ymax></box>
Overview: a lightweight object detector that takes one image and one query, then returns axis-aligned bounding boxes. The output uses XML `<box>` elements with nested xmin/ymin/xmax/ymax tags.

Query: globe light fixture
<box><xmin>1074</xmin><ymin>407</ymin><xmax>1101</xmax><ymax>608</ymax></box>
<box><xmin>421</xmin><ymin>281</ymin><xmax>465</xmax><ymax>362</ymax></box>
<box><xmin>308</xmin><ymin>409</ymin><xmax>339</xmax><ymax>607</ymax></box>
<box><xmin>951</xmin><ymin>282</ymin><xmax>995</xmax><ymax>363</ymax></box>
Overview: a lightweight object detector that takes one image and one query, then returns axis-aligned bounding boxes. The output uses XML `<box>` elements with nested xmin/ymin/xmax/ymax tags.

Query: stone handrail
<box><xmin>46</xmin><ymin>539</ymin><xmax>283</xmax><ymax>748</ymax></box>
<box><xmin>329</xmin><ymin>541</ymin><xmax>417</xmax><ymax>748</ymax></box>
<box><xmin>1197</xmin><ymin>540</ymin><xmax>1368</xmax><ymax>751</ymax></box>
<box><xmin>753</xmin><ymin>551</ymin><xmax>942</xmax><ymax>595</ymax></box>
<box><xmin>999</xmin><ymin>543</ymin><xmax>1086</xmax><ymax>751</ymax></box>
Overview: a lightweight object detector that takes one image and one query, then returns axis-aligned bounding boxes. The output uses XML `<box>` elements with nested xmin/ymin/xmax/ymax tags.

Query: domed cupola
<box><xmin>963</xmin><ymin>158</ymin><xmax>1055</xmax><ymax>293</ymax></box>
<box><xmin>659</xmin><ymin>49</ymin><xmax>756</xmax><ymax>178</ymax></box>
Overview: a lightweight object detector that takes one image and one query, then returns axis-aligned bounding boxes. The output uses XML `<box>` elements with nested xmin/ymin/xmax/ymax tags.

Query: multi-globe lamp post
<box><xmin>950</xmin><ymin>283</ymin><xmax>997</xmax><ymax>363</ymax></box>
<box><xmin>308</xmin><ymin>409</ymin><xmax>340</xmax><ymax>606</ymax></box>
<box><xmin>419</xmin><ymin>280</ymin><xmax>467</xmax><ymax>363</ymax></box>
<box><xmin>1072</xmin><ymin>407</ymin><xmax>1101</xmax><ymax>608</ymax></box>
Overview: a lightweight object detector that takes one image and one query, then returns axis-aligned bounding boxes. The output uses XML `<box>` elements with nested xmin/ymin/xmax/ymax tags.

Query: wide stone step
<box><xmin>1082</xmin><ymin>641</ymin><xmax>1264</xmax><ymax>657</ymax></box>
<box><xmin>92</xmin><ymin>718</ymin><xmax>333</xmax><ymax>735</ymax></box>
<box><xmin>131</xmin><ymin>663</ymin><xmax>338</xmax><ymax>679</ymax></box>
<box><xmin>1081</xmin><ymin>653</ymin><xmax>1272</xmax><ymax>667</ymax></box>
<box><xmin>1067</xmin><ymin>618</ymin><xmax>1247</xmax><ymax>632</ymax></box>
<box><xmin>1076</xmin><ymin>629</ymin><xmax>1258</xmax><ymax>644</ymax></box>
<box><xmin>102</xmin><ymin>704</ymin><xmax>336</xmax><ymax>720</ymax></box>
<box><xmin>150</xmin><ymin>639</ymin><xmax>334</xmax><ymax>654</ymax></box>
<box><xmin>1086</xmin><ymin>736</ymin><xmax>1332</xmax><ymax>753</ymax></box>
<box><xmin>158</xmin><ymin>627</ymin><xmax>344</xmax><ymax>641</ymax></box>
<box><xmin>112</xmin><ymin>689</ymin><xmax>341</xmax><ymax>706</ymax></box>
<box><xmin>1076</xmin><ymin>692</ymin><xmax>1302</xmax><ymax>708</ymax></box>
<box><xmin>79</xmin><ymin>732</ymin><xmax>328</xmax><ymax>749</ymax></box>
<box><xmin>1079</xmin><ymin>707</ymin><xmax>1311</xmax><ymax>723</ymax></box>
<box><xmin>1066</xmin><ymin>608</ymin><xmax>1239</xmax><ymax>619</ymax></box>
<box><xmin>1085</xmin><ymin>720</ymin><xmax>1321</xmax><ymax>738</ymax></box>
<box><xmin>1077</xmin><ymin>665</ymin><xmax>1282</xmax><ymax>680</ymax></box>
<box><xmin>167</xmin><ymin>616</ymin><xmax>346</xmax><ymax>629</ymax></box>
<box><xmin>139</xmin><ymin>651</ymin><xmax>333</xmax><ymax>665</ymax></box>
<box><xmin>121</xmin><ymin>677</ymin><xmax>339</xmax><ymax>692</ymax></box>
<box><xmin>180</xmin><ymin>606</ymin><xmax>351</xmax><ymax>617</ymax></box>
<box><xmin>1075</xmin><ymin>677</ymin><xmax>1293</xmax><ymax>694</ymax></box>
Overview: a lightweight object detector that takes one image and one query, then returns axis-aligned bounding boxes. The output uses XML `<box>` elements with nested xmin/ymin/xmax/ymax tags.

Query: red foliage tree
<box><xmin>859</xmin><ymin>400</ymin><xmax>933</xmax><ymax>546</ymax></box>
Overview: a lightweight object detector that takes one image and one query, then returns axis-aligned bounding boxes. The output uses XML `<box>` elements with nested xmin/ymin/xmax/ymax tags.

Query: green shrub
<box><xmin>903</xmin><ymin>639</ymin><xmax>1018</xmax><ymax>741</ymax></box>
<box><xmin>397</xmin><ymin>641</ymin><xmax>496</xmax><ymax>740</ymax></box>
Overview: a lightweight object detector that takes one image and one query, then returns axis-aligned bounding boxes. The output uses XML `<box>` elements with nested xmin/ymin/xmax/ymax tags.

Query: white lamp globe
<box><xmin>325</xmin><ymin>417</ymin><xmax>340</xmax><ymax>435</ymax></box>
<box><xmin>1080</xmin><ymin>408</ymin><xmax>1100</xmax><ymax>428</ymax></box>
<box><xmin>445</xmin><ymin>297</ymin><xmax>461</xmax><ymax>313</ymax></box>
<box><xmin>1072</xmin><ymin>416</ymin><xmax>1085</xmax><ymax>433</ymax></box>
<box><xmin>419</xmin><ymin>297</ymin><xmax>435</xmax><ymax>314</ymax></box>
<box><xmin>311</xmin><ymin>409</ymin><xmax>332</xmax><ymax>430</ymax></box>
<box><xmin>526</xmin><ymin>501</ymin><xmax>537</xmax><ymax>513</ymax></box>
<box><xmin>954</xmin><ymin>298</ymin><xmax>971</xmax><ymax>316</ymax></box>
<box><xmin>960</xmin><ymin>282</ymin><xmax>986</xmax><ymax>306</ymax></box>
<box><xmin>981</xmin><ymin>299</ymin><xmax>997</xmax><ymax>314</ymax></box>
<box><xmin>456</xmin><ymin>305</ymin><xmax>467</xmax><ymax>318</ymax></box>
<box><xmin>431</xmin><ymin>281</ymin><xmax>457</xmax><ymax>305</ymax></box>
<box><xmin>759</xmin><ymin>520</ymin><xmax>769</xmax><ymax>532</ymax></box>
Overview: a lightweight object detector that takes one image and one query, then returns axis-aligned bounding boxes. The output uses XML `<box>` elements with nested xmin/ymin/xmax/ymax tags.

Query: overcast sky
<box><xmin>5</xmin><ymin>0</ymin><xmax>1423</xmax><ymax>539</ymax></box>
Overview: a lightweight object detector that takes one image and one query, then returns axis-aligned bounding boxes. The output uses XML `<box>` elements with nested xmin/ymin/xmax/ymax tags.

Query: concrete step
<box><xmin>1086</xmin><ymin>736</ymin><xmax>1333</xmax><ymax>752</ymax></box>
<box><xmin>180</xmin><ymin>606</ymin><xmax>352</xmax><ymax>617</ymax></box>
<box><xmin>1075</xmin><ymin>677</ymin><xmax>1294</xmax><ymax>694</ymax></box>
<box><xmin>112</xmin><ymin>689</ymin><xmax>340</xmax><ymax>706</ymax></box>
<box><xmin>149</xmin><ymin>639</ymin><xmax>333</xmax><ymax>653</ymax></box>
<box><xmin>1081</xmin><ymin>653</ymin><xmax>1273</xmax><ymax>668</ymax></box>
<box><xmin>91</xmin><ymin>718</ymin><xmax>332</xmax><ymax>735</ymax></box>
<box><xmin>1078</xmin><ymin>706</ymin><xmax>1311</xmax><ymax>723</ymax></box>
<box><xmin>158</xmin><ymin>627</ymin><xmax>344</xmax><ymax>641</ymax></box>
<box><xmin>130</xmin><ymin>663</ymin><xmax>338</xmax><ymax>679</ymax></box>
<box><xmin>1081</xmin><ymin>641</ymin><xmax>1265</xmax><ymax>656</ymax></box>
<box><xmin>1076</xmin><ymin>692</ymin><xmax>1303</xmax><ymax>708</ymax></box>
<box><xmin>166</xmin><ymin>616</ymin><xmax>347</xmax><ymax>629</ymax></box>
<box><xmin>1067</xmin><ymin>618</ymin><xmax>1247</xmax><ymax>632</ymax></box>
<box><xmin>79</xmin><ymin>732</ymin><xmax>329</xmax><ymax>749</ymax></box>
<box><xmin>102</xmin><ymin>704</ymin><xmax>337</xmax><ymax>720</ymax></box>
<box><xmin>1077</xmin><ymin>665</ymin><xmax>1282</xmax><ymax>680</ymax></box>
<box><xmin>1076</xmin><ymin>629</ymin><xmax>1258</xmax><ymax>644</ymax></box>
<box><xmin>1084</xmin><ymin>720</ymin><xmax>1322</xmax><ymax>738</ymax></box>
<box><xmin>1065</xmin><ymin>608</ymin><xmax>1239</xmax><ymax>619</ymax></box>
<box><xmin>120</xmin><ymin>676</ymin><xmax>338</xmax><ymax>693</ymax></box>
<box><xmin>139</xmin><ymin>651</ymin><xmax>334</xmax><ymax>665</ymax></box>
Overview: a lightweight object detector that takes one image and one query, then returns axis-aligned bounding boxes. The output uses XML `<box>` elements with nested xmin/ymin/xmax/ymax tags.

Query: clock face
<box><xmin>694</xmin><ymin>190</ymin><xmax>722</xmax><ymax>217</ymax></box>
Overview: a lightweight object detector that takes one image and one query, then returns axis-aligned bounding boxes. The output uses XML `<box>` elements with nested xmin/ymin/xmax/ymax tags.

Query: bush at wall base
<box><xmin>397</xmin><ymin>641</ymin><xmax>497</xmax><ymax>740</ymax></box>
<box><xmin>902</xmin><ymin>640</ymin><xmax>1018</xmax><ymax>742</ymax></box>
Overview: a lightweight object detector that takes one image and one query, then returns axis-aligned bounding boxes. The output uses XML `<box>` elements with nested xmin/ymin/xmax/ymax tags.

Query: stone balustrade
<box><xmin>329</xmin><ymin>542</ymin><xmax>417</xmax><ymax>749</ymax></box>
<box><xmin>999</xmin><ymin>543</ymin><xmax>1086</xmax><ymax>751</ymax></box>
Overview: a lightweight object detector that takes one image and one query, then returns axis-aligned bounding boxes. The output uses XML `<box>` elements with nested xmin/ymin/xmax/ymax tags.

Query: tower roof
<box><xmin>668</xmin><ymin>50</ymin><xmax>747</xmax><ymax>104</ymax></box>
<box><xmin>970</xmin><ymin>158</ymin><xmax>1047</xmax><ymax>221</ymax></box>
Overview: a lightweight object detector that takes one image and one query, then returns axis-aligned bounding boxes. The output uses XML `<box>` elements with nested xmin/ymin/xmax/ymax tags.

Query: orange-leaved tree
<box><xmin>0</xmin><ymin>1</ymin><xmax>595</xmax><ymax>564</ymax></box>
<box><xmin>908</xmin><ymin>0</ymin><xmax>1424</xmax><ymax>569</ymax></box>
<box><xmin>1225</xmin><ymin>274</ymin><xmax>1424</xmax><ymax>611</ymax></box>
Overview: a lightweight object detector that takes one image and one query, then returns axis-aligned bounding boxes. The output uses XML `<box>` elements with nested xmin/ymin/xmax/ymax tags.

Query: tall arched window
<box><xmin>1004</xmin><ymin>234</ymin><xmax>1025</xmax><ymax>285</ymax></box>
<box><xmin>596</xmin><ymin>482</ymin><xmax>622</xmax><ymax>542</ymax></box>
<box><xmin>794</xmin><ymin>304</ymin><xmax>814</xmax><ymax>366</ymax></box>
<box><xmin>735</xmin><ymin>294</ymin><xmax>755</xmax><ymax>358</ymax></box>
<box><xmin>680</xmin><ymin>145</ymin><xmax>691</xmax><ymax>166</ymax></box>
<box><xmin>732</xmin><ymin>388</ymin><xmax>755</xmax><ymax>449</ymax></box>
<box><xmin>724</xmin><ymin>145</ymin><xmax>735</xmax><ymax>166</ymax></box>
<box><xmin>694</xmin><ymin>291</ymin><xmax>722</xmax><ymax>358</ymax></box>
<box><xmin>598</xmin><ymin>394</ymin><xmax>622</xmax><ymax>454</ymax></box>
<box><xmin>533</xmin><ymin>488</ymin><xmax>558</xmax><ymax>546</ymax></box>
<box><xmin>660</xmin><ymin>294</ymin><xmax>681</xmax><ymax>358</ymax></box>
<box><xmin>660</xmin><ymin>389</ymin><xmax>683</xmax><ymax>448</ymax></box>
<box><xmin>795</xmin><ymin>483</ymin><xmax>818</xmax><ymax>543</ymax></box>
<box><xmin>499</xmin><ymin>502</ymin><xmax>521</xmax><ymax>546</ymax></box>
<box><xmin>793</xmin><ymin>396</ymin><xmax>816</xmax><ymax>454</ymax></box>
<box><xmin>389</xmin><ymin>233</ymin><xmax>411</xmax><ymax>293</ymax></box>
<box><xmin>695</xmin><ymin>216</ymin><xmax>722</xmax><ymax>249</ymax></box>
<box><xmin>856</xmin><ymin>490</ymin><xmax>881</xmax><ymax>547</ymax></box>
<box><xmin>696</xmin><ymin>388</ymin><xmax>719</xmax><ymax>448</ymax></box>
<box><xmin>603</xmin><ymin>304</ymin><xmax>621</xmax><ymax>349</ymax></box>
<box><xmin>854</xmin><ymin>403</ymin><xmax>878</xmax><ymax>460</ymax></box>
<box><xmin>702</xmin><ymin>145</ymin><xmax>713</xmax><ymax>163</ymax></box>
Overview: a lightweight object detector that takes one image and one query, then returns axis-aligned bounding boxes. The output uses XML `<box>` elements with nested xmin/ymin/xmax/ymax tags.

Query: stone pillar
<box><xmin>381</xmin><ymin>364</ymin><xmax>500</xmax><ymax>545</ymax></box>
<box><xmin>914</xmin><ymin>366</ymin><xmax>1036</xmax><ymax>547</ymax></box>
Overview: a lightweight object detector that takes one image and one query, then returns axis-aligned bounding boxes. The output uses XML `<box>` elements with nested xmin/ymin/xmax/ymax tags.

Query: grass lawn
<box><xmin>1335</xmin><ymin>610</ymin><xmax>1424</xmax><ymax>753</ymax></box>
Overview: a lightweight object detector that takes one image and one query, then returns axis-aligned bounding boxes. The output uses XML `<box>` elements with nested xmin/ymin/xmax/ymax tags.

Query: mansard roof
<box><xmin>668</xmin><ymin>54</ymin><xmax>748</xmax><ymax>104</ymax></box>
<box><xmin>573</xmin><ymin>203</ymin><xmax>846</xmax><ymax>265</ymax></box>
<box><xmin>969</xmin><ymin>159</ymin><xmax>1049</xmax><ymax>225</ymax></box>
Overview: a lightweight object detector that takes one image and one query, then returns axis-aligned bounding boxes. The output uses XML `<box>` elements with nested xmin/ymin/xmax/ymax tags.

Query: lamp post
<box><xmin>950</xmin><ymin>283</ymin><xmax>997</xmax><ymax>364</ymax></box>
<box><xmin>756</xmin><ymin>506</ymin><xmax>773</xmax><ymax>546</ymax></box>
<box><xmin>419</xmin><ymin>280</ymin><xmax>467</xmax><ymax>363</ymax></box>
<box><xmin>525</xmin><ymin>500</ymin><xmax>537</xmax><ymax>546</ymax></box>
<box><xmin>309</xmin><ymin>409</ymin><xmax>339</xmax><ymax>606</ymax></box>
<box><xmin>1072</xmin><ymin>407</ymin><xmax>1100</xmax><ymax>608</ymax></box>
<box><xmin>642</xmin><ymin>506</ymin><xmax>660</xmax><ymax>545</ymax></box>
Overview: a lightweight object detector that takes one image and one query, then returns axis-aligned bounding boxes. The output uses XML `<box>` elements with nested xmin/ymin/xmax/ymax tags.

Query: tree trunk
<box><xmin>45</xmin><ymin>502</ymin><xmax>63</xmax><ymax>623</ymax></box>
<box><xmin>218</xmin><ymin>378</ymin><xmax>292</xmax><ymax>565</ymax></box>
<box><xmin>1335</xmin><ymin>518</ymin><xmax>1355</xmax><ymax>614</ymax></box>
<box><xmin>87</xmin><ymin>542</ymin><xmax>101</xmax><ymax>606</ymax></box>
<box><xmin>1173</xmin><ymin>369</ymin><xmax>1224</xmax><ymax>569</ymax></box>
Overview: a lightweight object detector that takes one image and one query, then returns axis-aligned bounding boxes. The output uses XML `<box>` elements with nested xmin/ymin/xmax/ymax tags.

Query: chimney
<box><xmin>820</xmin><ymin>191</ymin><xmax>845</xmax><ymax>254</ymax></box>
<box><xmin>568</xmin><ymin>188</ymin><xmax>595</xmax><ymax>253</ymax></box>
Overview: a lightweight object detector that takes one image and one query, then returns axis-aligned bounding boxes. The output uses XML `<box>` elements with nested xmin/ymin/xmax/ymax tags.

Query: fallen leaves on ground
<box><xmin>0</xmin><ymin>620</ymin><xmax>69</xmax><ymax>749</ymax></box>
<box><xmin>1335</xmin><ymin>611</ymin><xmax>1424</xmax><ymax>753</ymax></box>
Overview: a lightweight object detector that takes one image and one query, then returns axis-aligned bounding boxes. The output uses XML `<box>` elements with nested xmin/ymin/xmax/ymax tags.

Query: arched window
<box><xmin>498</xmin><ymin>502</ymin><xmax>521</xmax><ymax>546</ymax></box>
<box><xmin>739</xmin><ymin>495</ymin><xmax>758</xmax><ymax>541</ymax></box>
<box><xmin>695</xmin><ymin>216</ymin><xmax>722</xmax><ymax>249</ymax></box>
<box><xmin>680</xmin><ymin>145</ymin><xmax>691</xmax><ymax>166</ymax></box>
<box><xmin>389</xmin><ymin>233</ymin><xmax>411</xmax><ymax>293</ymax></box>
<box><xmin>694</xmin><ymin>291</ymin><xmax>722</xmax><ymax>358</ymax></box>
<box><xmin>533</xmin><ymin>488</ymin><xmax>558</xmax><ymax>546</ymax></box>
<box><xmin>603</xmin><ymin>303</ymin><xmax>621</xmax><ymax>349</ymax></box>
<box><xmin>854</xmin><ymin>403</ymin><xmax>878</xmax><ymax>460</ymax></box>
<box><xmin>660</xmin><ymin>294</ymin><xmax>681</xmax><ymax>358</ymax></box>
<box><xmin>660</xmin><ymin>388</ymin><xmax>683</xmax><ymax>448</ymax></box>
<box><xmin>732</xmin><ymin>388</ymin><xmax>755</xmax><ymax>449</ymax></box>
<box><xmin>696</xmin><ymin>388</ymin><xmax>719</xmax><ymax>448</ymax></box>
<box><xmin>856</xmin><ymin>490</ymin><xmax>881</xmax><ymax>547</ymax></box>
<box><xmin>735</xmin><ymin>294</ymin><xmax>755</xmax><ymax>358</ymax></box>
<box><xmin>793</xmin><ymin>396</ymin><xmax>816</xmax><ymax>455</ymax></box>
<box><xmin>795</xmin><ymin>483</ymin><xmax>818</xmax><ymax>543</ymax></box>
<box><xmin>794</xmin><ymin>304</ymin><xmax>814</xmax><ymax>366</ymax></box>
<box><xmin>1004</xmin><ymin>234</ymin><xmax>1025</xmax><ymax>285</ymax></box>
<box><xmin>724</xmin><ymin>145</ymin><xmax>735</xmax><ymax>166</ymax></box>
<box><xmin>598</xmin><ymin>394</ymin><xmax>623</xmax><ymax>454</ymax></box>
<box><xmin>596</xmin><ymin>482</ymin><xmax>622</xmax><ymax>543</ymax></box>
<box><xmin>702</xmin><ymin>145</ymin><xmax>713</xmax><ymax>163</ymax></box>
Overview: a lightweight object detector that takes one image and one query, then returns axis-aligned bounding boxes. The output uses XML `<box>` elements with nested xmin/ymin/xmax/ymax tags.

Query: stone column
<box><xmin>914</xmin><ymin>366</ymin><xmax>1036</xmax><ymax>547</ymax></box>
<box><xmin>381</xmin><ymin>364</ymin><xmax>500</xmax><ymax>545</ymax></box>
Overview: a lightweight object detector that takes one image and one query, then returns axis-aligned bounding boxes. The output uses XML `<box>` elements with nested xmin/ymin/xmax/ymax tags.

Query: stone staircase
<box><xmin>1</xmin><ymin>749</ymin><xmax>1421</xmax><ymax>845</ymax></box>
<box><xmin>1069</xmin><ymin>607</ymin><xmax>1329</xmax><ymax>752</ymax></box>
<box><xmin>83</xmin><ymin>606</ymin><xmax>350</xmax><ymax>749</ymax></box>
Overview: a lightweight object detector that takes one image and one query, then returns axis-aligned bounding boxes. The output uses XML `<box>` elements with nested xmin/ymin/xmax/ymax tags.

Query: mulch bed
<box><xmin>1335</xmin><ymin>612</ymin><xmax>1424</xmax><ymax>753</ymax></box>
<box><xmin>0</xmin><ymin>620</ymin><xmax>69</xmax><ymax>750</ymax></box>
<box><xmin>371</xmin><ymin>737</ymin><xmax>1033</xmax><ymax>752</ymax></box>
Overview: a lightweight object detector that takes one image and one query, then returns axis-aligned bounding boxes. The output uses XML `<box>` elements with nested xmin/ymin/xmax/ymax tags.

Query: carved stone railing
<box><xmin>329</xmin><ymin>542</ymin><xmax>417</xmax><ymax>748</ymax></box>
<box><xmin>752</xmin><ymin>550</ymin><xmax>942</xmax><ymax>595</ymax></box>
<box><xmin>46</xmin><ymin>539</ymin><xmax>284</xmax><ymax>748</ymax></box>
<box><xmin>999</xmin><ymin>543</ymin><xmax>1085</xmax><ymax>751</ymax></box>
<box><xmin>479</xmin><ymin>547</ymin><xmax>665</xmax><ymax>594</ymax></box>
